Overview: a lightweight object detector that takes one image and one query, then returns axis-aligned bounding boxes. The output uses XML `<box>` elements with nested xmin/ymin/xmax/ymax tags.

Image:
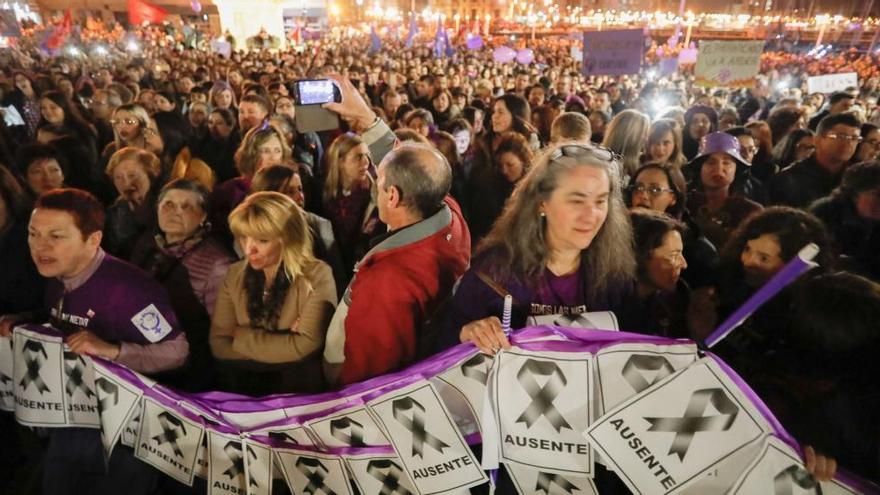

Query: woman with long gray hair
<box><xmin>440</xmin><ymin>142</ymin><xmax>637</xmax><ymax>354</ymax></box>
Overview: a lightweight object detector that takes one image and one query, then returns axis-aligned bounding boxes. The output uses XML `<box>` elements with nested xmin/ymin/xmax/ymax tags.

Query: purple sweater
<box><xmin>45</xmin><ymin>249</ymin><xmax>188</xmax><ymax>373</ymax></box>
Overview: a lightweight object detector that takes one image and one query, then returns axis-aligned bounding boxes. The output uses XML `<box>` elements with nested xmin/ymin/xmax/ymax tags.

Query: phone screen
<box><xmin>296</xmin><ymin>80</ymin><xmax>336</xmax><ymax>105</ymax></box>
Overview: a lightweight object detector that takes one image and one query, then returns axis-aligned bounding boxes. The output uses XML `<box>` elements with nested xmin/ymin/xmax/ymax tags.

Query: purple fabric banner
<box><xmin>704</xmin><ymin>243</ymin><xmax>819</xmax><ymax>348</ymax></box>
<box><xmin>582</xmin><ymin>29</ymin><xmax>644</xmax><ymax>76</ymax></box>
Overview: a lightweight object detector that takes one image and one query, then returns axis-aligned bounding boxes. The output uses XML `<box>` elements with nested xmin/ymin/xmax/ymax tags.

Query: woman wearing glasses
<box><xmin>441</xmin><ymin>142</ymin><xmax>637</xmax><ymax>354</ymax></box>
<box><xmin>101</xmin><ymin>103</ymin><xmax>155</xmax><ymax>160</ymax></box>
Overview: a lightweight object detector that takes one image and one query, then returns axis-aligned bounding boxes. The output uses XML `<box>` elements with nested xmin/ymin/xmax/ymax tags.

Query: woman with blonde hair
<box><xmin>210</xmin><ymin>191</ymin><xmax>337</xmax><ymax>395</ymax></box>
<box><xmin>102</xmin><ymin>103</ymin><xmax>154</xmax><ymax>159</ymax></box>
<box><xmin>441</xmin><ymin>143</ymin><xmax>638</xmax><ymax>353</ymax></box>
<box><xmin>321</xmin><ymin>132</ymin><xmax>382</xmax><ymax>272</ymax></box>
<box><xmin>602</xmin><ymin>109</ymin><xmax>651</xmax><ymax>179</ymax></box>
<box><xmin>104</xmin><ymin>147</ymin><xmax>163</xmax><ymax>259</ymax></box>
<box><xmin>211</xmin><ymin>124</ymin><xmax>292</xmax><ymax>247</ymax></box>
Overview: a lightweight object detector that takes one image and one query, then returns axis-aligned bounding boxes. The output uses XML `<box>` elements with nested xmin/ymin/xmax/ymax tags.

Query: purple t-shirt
<box><xmin>45</xmin><ymin>255</ymin><xmax>181</xmax><ymax>345</ymax></box>
<box><xmin>531</xmin><ymin>269</ymin><xmax>588</xmax><ymax>316</ymax></box>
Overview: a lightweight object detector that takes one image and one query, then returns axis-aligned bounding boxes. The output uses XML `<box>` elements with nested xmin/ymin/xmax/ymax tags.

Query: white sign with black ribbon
<box><xmin>61</xmin><ymin>351</ymin><xmax>99</xmax><ymax>427</ymax></box>
<box><xmin>93</xmin><ymin>360</ymin><xmax>143</xmax><ymax>457</ymax></box>
<box><xmin>241</xmin><ymin>439</ymin><xmax>273</xmax><ymax>495</ymax></box>
<box><xmin>208</xmin><ymin>429</ymin><xmax>249</xmax><ymax>495</ymax></box>
<box><xmin>249</xmin><ymin>424</ymin><xmax>316</xmax><ymax>447</ymax></box>
<box><xmin>493</xmin><ymin>349</ymin><xmax>593</xmax><ymax>476</ymax></box>
<box><xmin>595</xmin><ymin>342</ymin><xmax>698</xmax><ymax>415</ymax></box>
<box><xmin>728</xmin><ymin>436</ymin><xmax>859</xmax><ymax>495</ymax></box>
<box><xmin>345</xmin><ymin>452</ymin><xmax>420</xmax><ymax>495</ymax></box>
<box><xmin>0</xmin><ymin>335</ymin><xmax>14</xmax><ymax>411</ymax></box>
<box><xmin>432</xmin><ymin>351</ymin><xmax>494</xmax><ymax>437</ymax></box>
<box><xmin>275</xmin><ymin>448</ymin><xmax>353</xmax><ymax>495</ymax></box>
<box><xmin>526</xmin><ymin>311</ymin><xmax>619</xmax><ymax>331</ymax></box>
<box><xmin>13</xmin><ymin>326</ymin><xmax>67</xmax><ymax>427</ymax></box>
<box><xmin>135</xmin><ymin>396</ymin><xmax>205</xmax><ymax>486</ymax></box>
<box><xmin>506</xmin><ymin>463</ymin><xmax>599</xmax><ymax>495</ymax></box>
<box><xmin>305</xmin><ymin>404</ymin><xmax>391</xmax><ymax>449</ymax></box>
<box><xmin>367</xmin><ymin>381</ymin><xmax>487</xmax><ymax>494</ymax></box>
<box><xmin>587</xmin><ymin>357</ymin><xmax>772</xmax><ymax>495</ymax></box>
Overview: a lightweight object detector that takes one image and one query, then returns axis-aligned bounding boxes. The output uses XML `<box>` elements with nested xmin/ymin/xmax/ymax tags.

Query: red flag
<box><xmin>45</xmin><ymin>9</ymin><xmax>72</xmax><ymax>50</ymax></box>
<box><xmin>288</xmin><ymin>26</ymin><xmax>301</xmax><ymax>45</ymax></box>
<box><xmin>128</xmin><ymin>0</ymin><xmax>167</xmax><ymax>25</ymax></box>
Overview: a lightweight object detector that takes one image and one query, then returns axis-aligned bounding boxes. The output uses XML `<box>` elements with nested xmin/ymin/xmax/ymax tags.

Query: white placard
<box><xmin>0</xmin><ymin>335</ymin><xmax>14</xmax><ymax>411</ymax></box>
<box><xmin>587</xmin><ymin>357</ymin><xmax>772</xmax><ymax>495</ymax></box>
<box><xmin>305</xmin><ymin>404</ymin><xmax>390</xmax><ymax>449</ymax></box>
<box><xmin>346</xmin><ymin>452</ymin><xmax>420</xmax><ymax>495</ymax></box>
<box><xmin>494</xmin><ymin>349</ymin><xmax>593</xmax><ymax>476</ymax></box>
<box><xmin>13</xmin><ymin>326</ymin><xmax>67</xmax><ymax>427</ymax></box>
<box><xmin>432</xmin><ymin>351</ymin><xmax>493</xmax><ymax>437</ymax></box>
<box><xmin>135</xmin><ymin>397</ymin><xmax>205</xmax><ymax>486</ymax></box>
<box><xmin>367</xmin><ymin>381</ymin><xmax>487</xmax><ymax>494</ymax></box>
<box><xmin>93</xmin><ymin>360</ymin><xmax>143</xmax><ymax>457</ymax></box>
<box><xmin>208</xmin><ymin>429</ymin><xmax>247</xmax><ymax>495</ymax></box>
<box><xmin>506</xmin><ymin>463</ymin><xmax>599</xmax><ymax>495</ymax></box>
<box><xmin>275</xmin><ymin>449</ymin><xmax>353</xmax><ymax>495</ymax></box>
<box><xmin>807</xmin><ymin>73</ymin><xmax>859</xmax><ymax>95</ymax></box>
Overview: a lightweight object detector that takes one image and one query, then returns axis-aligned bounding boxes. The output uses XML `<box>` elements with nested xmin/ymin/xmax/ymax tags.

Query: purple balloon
<box><xmin>466</xmin><ymin>34</ymin><xmax>483</xmax><ymax>50</ymax></box>
<box><xmin>515</xmin><ymin>48</ymin><xmax>534</xmax><ymax>65</ymax></box>
<box><xmin>678</xmin><ymin>47</ymin><xmax>698</xmax><ymax>65</ymax></box>
<box><xmin>493</xmin><ymin>46</ymin><xmax>516</xmax><ymax>64</ymax></box>
<box><xmin>191</xmin><ymin>0</ymin><xmax>202</xmax><ymax>13</ymax></box>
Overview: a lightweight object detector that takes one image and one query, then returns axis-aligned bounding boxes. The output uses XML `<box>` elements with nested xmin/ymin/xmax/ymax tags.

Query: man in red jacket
<box><xmin>322</xmin><ymin>76</ymin><xmax>471</xmax><ymax>385</ymax></box>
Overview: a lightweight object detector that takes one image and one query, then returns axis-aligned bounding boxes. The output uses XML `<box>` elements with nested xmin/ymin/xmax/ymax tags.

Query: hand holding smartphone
<box><xmin>292</xmin><ymin>79</ymin><xmax>342</xmax><ymax>133</ymax></box>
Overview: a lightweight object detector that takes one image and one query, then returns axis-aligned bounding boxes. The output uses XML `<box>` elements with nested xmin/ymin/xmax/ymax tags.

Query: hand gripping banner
<box><xmin>644</xmin><ymin>387</ymin><xmax>739</xmax><ymax>461</ymax></box>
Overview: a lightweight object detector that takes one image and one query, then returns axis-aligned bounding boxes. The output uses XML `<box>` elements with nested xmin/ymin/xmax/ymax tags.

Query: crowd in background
<box><xmin>0</xmin><ymin>20</ymin><xmax>878</xmax><ymax>494</ymax></box>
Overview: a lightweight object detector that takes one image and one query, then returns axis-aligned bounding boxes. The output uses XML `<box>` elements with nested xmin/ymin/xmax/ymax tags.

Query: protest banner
<box><xmin>345</xmin><ymin>450</ymin><xmax>420</xmax><ymax>495</ymax></box>
<box><xmin>0</xmin><ymin>10</ymin><xmax>21</xmax><ymax>37</ymax></box>
<box><xmin>0</xmin><ymin>335</ymin><xmax>13</xmax><ymax>411</ymax></box>
<box><xmin>304</xmin><ymin>403</ymin><xmax>392</xmax><ymax>449</ymax></box>
<box><xmin>367</xmin><ymin>380</ymin><xmax>487</xmax><ymax>494</ymax></box>
<box><xmin>275</xmin><ymin>448</ymin><xmax>353</xmax><ymax>495</ymax></box>
<box><xmin>506</xmin><ymin>463</ymin><xmax>599</xmax><ymax>495</ymax></box>
<box><xmin>694</xmin><ymin>40</ymin><xmax>763</xmax><ymax>88</ymax></box>
<box><xmin>587</xmin><ymin>357</ymin><xmax>774</xmax><ymax>494</ymax></box>
<box><xmin>807</xmin><ymin>73</ymin><xmax>859</xmax><ymax>94</ymax></box>
<box><xmin>13</xmin><ymin>326</ymin><xmax>68</xmax><ymax>427</ymax></box>
<box><xmin>582</xmin><ymin>29</ymin><xmax>644</xmax><ymax>76</ymax></box>
<box><xmin>93</xmin><ymin>360</ymin><xmax>144</xmax><ymax>457</ymax></box>
<box><xmin>729</xmin><ymin>436</ymin><xmax>861</xmax><ymax>494</ymax></box>
<box><xmin>492</xmin><ymin>347</ymin><xmax>593</xmax><ymax>476</ymax></box>
<box><xmin>208</xmin><ymin>429</ymin><xmax>249</xmax><ymax>495</ymax></box>
<box><xmin>431</xmin><ymin>351</ymin><xmax>493</xmax><ymax>437</ymax></box>
<box><xmin>135</xmin><ymin>396</ymin><xmax>205</xmax><ymax>486</ymax></box>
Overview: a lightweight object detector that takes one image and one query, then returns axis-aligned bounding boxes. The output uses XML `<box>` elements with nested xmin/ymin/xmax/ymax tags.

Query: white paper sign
<box><xmin>305</xmin><ymin>405</ymin><xmax>390</xmax><ymax>448</ymax></box>
<box><xmin>242</xmin><ymin>440</ymin><xmax>273</xmax><ymax>495</ymax></box>
<box><xmin>526</xmin><ymin>311</ymin><xmax>619</xmax><ymax>331</ymax></box>
<box><xmin>250</xmin><ymin>425</ymin><xmax>316</xmax><ymax>447</ymax></box>
<box><xmin>694</xmin><ymin>41</ymin><xmax>763</xmax><ymax>88</ymax></box>
<box><xmin>61</xmin><ymin>351</ymin><xmax>100</xmax><ymax>427</ymax></box>
<box><xmin>433</xmin><ymin>351</ymin><xmax>493</xmax><ymax>437</ymax></box>
<box><xmin>121</xmin><ymin>403</ymin><xmax>143</xmax><ymax>448</ymax></box>
<box><xmin>93</xmin><ymin>360</ymin><xmax>143</xmax><ymax>457</ymax></box>
<box><xmin>275</xmin><ymin>449</ymin><xmax>353</xmax><ymax>495</ymax></box>
<box><xmin>208</xmin><ymin>430</ymin><xmax>248</xmax><ymax>495</ymax></box>
<box><xmin>506</xmin><ymin>463</ymin><xmax>599</xmax><ymax>495</ymax></box>
<box><xmin>729</xmin><ymin>436</ymin><xmax>859</xmax><ymax>495</ymax></box>
<box><xmin>494</xmin><ymin>349</ymin><xmax>593</xmax><ymax>476</ymax></box>
<box><xmin>346</xmin><ymin>452</ymin><xmax>420</xmax><ymax>495</ymax></box>
<box><xmin>13</xmin><ymin>327</ymin><xmax>67</xmax><ymax>427</ymax></box>
<box><xmin>135</xmin><ymin>397</ymin><xmax>205</xmax><ymax>486</ymax></box>
<box><xmin>367</xmin><ymin>381</ymin><xmax>487</xmax><ymax>494</ymax></box>
<box><xmin>0</xmin><ymin>335</ymin><xmax>14</xmax><ymax>411</ymax></box>
<box><xmin>595</xmin><ymin>342</ymin><xmax>698</xmax><ymax>415</ymax></box>
<box><xmin>807</xmin><ymin>73</ymin><xmax>858</xmax><ymax>95</ymax></box>
<box><xmin>587</xmin><ymin>357</ymin><xmax>772</xmax><ymax>495</ymax></box>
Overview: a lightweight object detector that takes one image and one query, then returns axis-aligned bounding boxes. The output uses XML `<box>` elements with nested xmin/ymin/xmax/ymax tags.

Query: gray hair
<box><xmin>381</xmin><ymin>143</ymin><xmax>452</xmax><ymax>219</ymax></box>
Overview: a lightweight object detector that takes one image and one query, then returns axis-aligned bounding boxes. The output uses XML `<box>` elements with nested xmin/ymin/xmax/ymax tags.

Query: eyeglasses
<box><xmin>629</xmin><ymin>183</ymin><xmax>675</xmax><ymax>196</ymax></box>
<box><xmin>742</xmin><ymin>146</ymin><xmax>759</xmax><ymax>155</ymax></box>
<box><xmin>657</xmin><ymin>251</ymin><xmax>686</xmax><ymax>268</ymax></box>
<box><xmin>824</xmin><ymin>132</ymin><xmax>862</xmax><ymax>143</ymax></box>
<box><xmin>109</xmin><ymin>118</ymin><xmax>140</xmax><ymax>127</ymax></box>
<box><xmin>863</xmin><ymin>139</ymin><xmax>880</xmax><ymax>147</ymax></box>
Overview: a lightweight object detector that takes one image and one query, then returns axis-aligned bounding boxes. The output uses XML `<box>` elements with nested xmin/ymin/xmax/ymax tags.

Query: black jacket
<box><xmin>767</xmin><ymin>156</ymin><xmax>842</xmax><ymax>209</ymax></box>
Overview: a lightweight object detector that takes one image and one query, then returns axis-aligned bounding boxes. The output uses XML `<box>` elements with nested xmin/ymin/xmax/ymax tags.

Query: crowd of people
<box><xmin>0</xmin><ymin>20</ymin><xmax>878</xmax><ymax>495</ymax></box>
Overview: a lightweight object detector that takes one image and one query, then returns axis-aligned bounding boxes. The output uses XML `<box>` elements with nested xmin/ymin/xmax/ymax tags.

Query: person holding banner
<box><xmin>210</xmin><ymin>191</ymin><xmax>337</xmax><ymax>395</ymax></box>
<box><xmin>445</xmin><ymin>142</ymin><xmax>637</xmax><ymax>354</ymax></box>
<box><xmin>27</xmin><ymin>188</ymin><xmax>187</xmax><ymax>495</ymax></box>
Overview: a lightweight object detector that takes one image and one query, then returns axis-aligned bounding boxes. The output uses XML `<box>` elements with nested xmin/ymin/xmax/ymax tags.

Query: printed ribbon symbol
<box><xmin>460</xmin><ymin>353</ymin><xmax>491</xmax><ymax>385</ymax></box>
<box><xmin>366</xmin><ymin>459</ymin><xmax>413</xmax><ymax>495</ymax></box>
<box><xmin>391</xmin><ymin>397</ymin><xmax>450</xmax><ymax>458</ymax></box>
<box><xmin>295</xmin><ymin>457</ymin><xmax>336</xmax><ymax>495</ymax></box>
<box><xmin>329</xmin><ymin>416</ymin><xmax>366</xmax><ymax>447</ymax></box>
<box><xmin>152</xmin><ymin>411</ymin><xmax>188</xmax><ymax>458</ymax></box>
<box><xmin>63</xmin><ymin>352</ymin><xmax>95</xmax><ymax>399</ymax></box>
<box><xmin>95</xmin><ymin>377</ymin><xmax>119</xmax><ymax>412</ymax></box>
<box><xmin>535</xmin><ymin>472</ymin><xmax>578</xmax><ymax>494</ymax></box>
<box><xmin>773</xmin><ymin>464</ymin><xmax>818</xmax><ymax>495</ymax></box>
<box><xmin>552</xmin><ymin>313</ymin><xmax>591</xmax><ymax>327</ymax></box>
<box><xmin>515</xmin><ymin>359</ymin><xmax>572</xmax><ymax>432</ymax></box>
<box><xmin>645</xmin><ymin>388</ymin><xmax>739</xmax><ymax>461</ymax></box>
<box><xmin>223</xmin><ymin>440</ymin><xmax>244</xmax><ymax>479</ymax></box>
<box><xmin>621</xmin><ymin>355</ymin><xmax>675</xmax><ymax>394</ymax></box>
<box><xmin>19</xmin><ymin>340</ymin><xmax>51</xmax><ymax>394</ymax></box>
<box><xmin>268</xmin><ymin>431</ymin><xmax>300</xmax><ymax>445</ymax></box>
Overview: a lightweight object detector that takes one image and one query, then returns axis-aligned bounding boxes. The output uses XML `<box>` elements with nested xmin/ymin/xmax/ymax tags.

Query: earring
<box><xmin>539</xmin><ymin>212</ymin><xmax>546</xmax><ymax>218</ymax></box>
